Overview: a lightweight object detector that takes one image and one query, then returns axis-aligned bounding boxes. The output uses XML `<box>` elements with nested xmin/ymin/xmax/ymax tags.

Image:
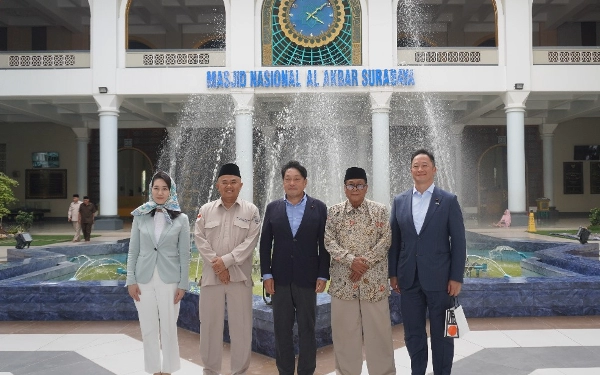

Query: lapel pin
<box><xmin>435</xmin><ymin>198</ymin><xmax>440</xmax><ymax>205</ymax></box>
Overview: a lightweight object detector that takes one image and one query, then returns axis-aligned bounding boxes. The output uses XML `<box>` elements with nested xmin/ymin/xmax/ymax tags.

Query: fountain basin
<box><xmin>1</xmin><ymin>233</ymin><xmax>599</xmax><ymax>358</ymax></box>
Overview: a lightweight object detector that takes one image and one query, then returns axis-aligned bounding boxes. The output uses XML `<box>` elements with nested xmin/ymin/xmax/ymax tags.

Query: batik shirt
<box><xmin>325</xmin><ymin>199</ymin><xmax>391</xmax><ymax>302</ymax></box>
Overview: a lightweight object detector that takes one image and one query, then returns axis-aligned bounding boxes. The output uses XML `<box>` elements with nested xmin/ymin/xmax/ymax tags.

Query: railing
<box><xmin>126</xmin><ymin>50</ymin><xmax>226</xmax><ymax>67</ymax></box>
<box><xmin>0</xmin><ymin>51</ymin><xmax>90</xmax><ymax>68</ymax></box>
<box><xmin>533</xmin><ymin>47</ymin><xmax>600</xmax><ymax>64</ymax></box>
<box><xmin>397</xmin><ymin>47</ymin><xmax>498</xmax><ymax>65</ymax></box>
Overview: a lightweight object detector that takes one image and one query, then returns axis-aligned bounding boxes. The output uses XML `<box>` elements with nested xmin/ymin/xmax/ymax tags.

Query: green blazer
<box><xmin>126</xmin><ymin>213</ymin><xmax>191</xmax><ymax>290</ymax></box>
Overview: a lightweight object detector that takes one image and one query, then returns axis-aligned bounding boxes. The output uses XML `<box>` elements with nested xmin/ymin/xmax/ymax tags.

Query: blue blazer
<box><xmin>388</xmin><ymin>187</ymin><xmax>466</xmax><ymax>291</ymax></box>
<box><xmin>259</xmin><ymin>195</ymin><xmax>330</xmax><ymax>289</ymax></box>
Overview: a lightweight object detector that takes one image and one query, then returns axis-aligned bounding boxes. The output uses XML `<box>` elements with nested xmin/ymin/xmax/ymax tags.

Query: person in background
<box><xmin>126</xmin><ymin>171</ymin><xmax>191</xmax><ymax>375</ymax></box>
<box><xmin>325</xmin><ymin>167</ymin><xmax>395</xmax><ymax>375</ymax></box>
<box><xmin>78</xmin><ymin>196</ymin><xmax>97</xmax><ymax>242</ymax></box>
<box><xmin>67</xmin><ymin>193</ymin><xmax>82</xmax><ymax>242</ymax></box>
<box><xmin>494</xmin><ymin>209</ymin><xmax>511</xmax><ymax>227</ymax></box>
<box><xmin>260</xmin><ymin>160</ymin><xmax>330</xmax><ymax>375</ymax></box>
<box><xmin>389</xmin><ymin>149</ymin><xmax>466</xmax><ymax>375</ymax></box>
<box><xmin>194</xmin><ymin>163</ymin><xmax>261</xmax><ymax>375</ymax></box>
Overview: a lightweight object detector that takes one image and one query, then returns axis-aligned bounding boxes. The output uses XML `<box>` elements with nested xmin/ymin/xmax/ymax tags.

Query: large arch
<box><xmin>0</xmin><ymin>0</ymin><xmax>90</xmax><ymax>51</ymax></box>
<box><xmin>532</xmin><ymin>0</ymin><xmax>600</xmax><ymax>47</ymax></box>
<box><xmin>117</xmin><ymin>147</ymin><xmax>153</xmax><ymax>217</ymax></box>
<box><xmin>394</xmin><ymin>0</ymin><xmax>500</xmax><ymax>48</ymax></box>
<box><xmin>125</xmin><ymin>0</ymin><xmax>226</xmax><ymax>50</ymax></box>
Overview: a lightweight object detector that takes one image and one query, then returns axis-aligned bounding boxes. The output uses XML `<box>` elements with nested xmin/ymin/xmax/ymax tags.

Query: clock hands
<box><xmin>305</xmin><ymin>2</ymin><xmax>329</xmax><ymax>22</ymax></box>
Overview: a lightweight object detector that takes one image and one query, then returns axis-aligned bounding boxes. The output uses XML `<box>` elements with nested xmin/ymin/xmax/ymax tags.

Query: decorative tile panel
<box><xmin>0</xmin><ymin>52</ymin><xmax>90</xmax><ymax>68</ymax></box>
<box><xmin>125</xmin><ymin>51</ymin><xmax>224</xmax><ymax>67</ymax></box>
<box><xmin>534</xmin><ymin>48</ymin><xmax>600</xmax><ymax>64</ymax></box>
<box><xmin>398</xmin><ymin>48</ymin><xmax>497</xmax><ymax>65</ymax></box>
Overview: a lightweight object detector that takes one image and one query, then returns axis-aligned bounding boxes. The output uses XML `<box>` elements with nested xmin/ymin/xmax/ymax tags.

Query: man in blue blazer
<box><xmin>389</xmin><ymin>149</ymin><xmax>466</xmax><ymax>375</ymax></box>
<box><xmin>260</xmin><ymin>160</ymin><xmax>330</xmax><ymax>375</ymax></box>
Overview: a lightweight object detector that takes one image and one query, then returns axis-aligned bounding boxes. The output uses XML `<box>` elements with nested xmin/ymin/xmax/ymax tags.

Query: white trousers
<box><xmin>199</xmin><ymin>281</ymin><xmax>253</xmax><ymax>375</ymax></box>
<box><xmin>71</xmin><ymin>221</ymin><xmax>81</xmax><ymax>241</ymax></box>
<box><xmin>331</xmin><ymin>297</ymin><xmax>395</xmax><ymax>375</ymax></box>
<box><xmin>135</xmin><ymin>267</ymin><xmax>181</xmax><ymax>374</ymax></box>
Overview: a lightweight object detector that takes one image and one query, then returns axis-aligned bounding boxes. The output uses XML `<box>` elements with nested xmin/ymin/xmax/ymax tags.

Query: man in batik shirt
<box><xmin>324</xmin><ymin>167</ymin><xmax>395</xmax><ymax>375</ymax></box>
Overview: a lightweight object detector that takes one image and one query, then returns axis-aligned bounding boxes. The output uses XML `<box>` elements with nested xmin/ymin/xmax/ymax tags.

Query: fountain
<box><xmin>68</xmin><ymin>255</ymin><xmax>127</xmax><ymax>281</ymax></box>
<box><xmin>158</xmin><ymin>92</ymin><xmax>458</xmax><ymax>221</ymax></box>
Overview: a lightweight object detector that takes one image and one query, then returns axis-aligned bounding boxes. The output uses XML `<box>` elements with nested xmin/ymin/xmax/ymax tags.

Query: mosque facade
<box><xmin>0</xmin><ymin>0</ymin><xmax>599</xmax><ymax>228</ymax></box>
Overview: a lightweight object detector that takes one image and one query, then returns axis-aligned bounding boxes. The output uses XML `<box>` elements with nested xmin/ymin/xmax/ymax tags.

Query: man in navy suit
<box><xmin>260</xmin><ymin>160</ymin><xmax>330</xmax><ymax>375</ymax></box>
<box><xmin>389</xmin><ymin>149</ymin><xmax>466</xmax><ymax>375</ymax></box>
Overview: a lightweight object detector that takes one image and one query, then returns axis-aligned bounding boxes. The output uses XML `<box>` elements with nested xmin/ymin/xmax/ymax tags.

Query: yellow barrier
<box><xmin>527</xmin><ymin>211</ymin><xmax>536</xmax><ymax>232</ymax></box>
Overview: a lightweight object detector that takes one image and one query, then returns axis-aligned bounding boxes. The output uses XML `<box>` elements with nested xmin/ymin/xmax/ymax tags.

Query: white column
<box><xmin>99</xmin><ymin>110</ymin><xmax>119</xmax><ymax>216</ymax></box>
<box><xmin>540</xmin><ymin>123</ymin><xmax>558</xmax><ymax>206</ymax></box>
<box><xmin>94</xmin><ymin>94</ymin><xmax>123</xmax><ymax>230</ymax></box>
<box><xmin>72</xmin><ymin>127</ymin><xmax>90</xmax><ymax>195</ymax></box>
<box><xmin>367</xmin><ymin>0</ymin><xmax>392</xmax><ymax>66</ymax></box>
<box><xmin>505</xmin><ymin>105</ymin><xmax>527</xmax><ymax>215</ymax></box>
<box><xmin>232</xmin><ymin>93</ymin><xmax>255</xmax><ymax>203</ymax></box>
<box><xmin>450</xmin><ymin>125</ymin><xmax>465</xmax><ymax>201</ymax></box>
<box><xmin>228</xmin><ymin>0</ymin><xmax>254</xmax><ymax>69</ymax></box>
<box><xmin>503</xmin><ymin>0</ymin><xmax>532</xmax><ymax>91</ymax></box>
<box><xmin>370</xmin><ymin>91</ymin><xmax>392</xmax><ymax>205</ymax></box>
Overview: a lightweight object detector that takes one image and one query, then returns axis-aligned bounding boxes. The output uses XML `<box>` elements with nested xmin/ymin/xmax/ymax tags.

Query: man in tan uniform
<box><xmin>67</xmin><ymin>194</ymin><xmax>82</xmax><ymax>242</ymax></box>
<box><xmin>194</xmin><ymin>163</ymin><xmax>261</xmax><ymax>375</ymax></box>
<box><xmin>325</xmin><ymin>167</ymin><xmax>395</xmax><ymax>375</ymax></box>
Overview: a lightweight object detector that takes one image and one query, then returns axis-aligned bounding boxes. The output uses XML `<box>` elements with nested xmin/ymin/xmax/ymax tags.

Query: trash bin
<box><xmin>536</xmin><ymin>198</ymin><xmax>550</xmax><ymax>220</ymax></box>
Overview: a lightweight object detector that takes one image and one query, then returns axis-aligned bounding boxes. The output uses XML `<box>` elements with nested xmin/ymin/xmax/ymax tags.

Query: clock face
<box><xmin>278</xmin><ymin>0</ymin><xmax>345</xmax><ymax>48</ymax></box>
<box><xmin>290</xmin><ymin>0</ymin><xmax>334</xmax><ymax>37</ymax></box>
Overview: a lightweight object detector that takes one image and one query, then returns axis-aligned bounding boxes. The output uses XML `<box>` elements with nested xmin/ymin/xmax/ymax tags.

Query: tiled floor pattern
<box><xmin>2</xmin><ymin>317</ymin><xmax>600</xmax><ymax>374</ymax></box>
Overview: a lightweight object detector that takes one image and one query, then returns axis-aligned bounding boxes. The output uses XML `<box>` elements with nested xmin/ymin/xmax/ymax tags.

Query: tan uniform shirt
<box><xmin>68</xmin><ymin>201</ymin><xmax>81</xmax><ymax>221</ymax></box>
<box><xmin>194</xmin><ymin>197</ymin><xmax>261</xmax><ymax>287</ymax></box>
<box><xmin>325</xmin><ymin>199</ymin><xmax>391</xmax><ymax>302</ymax></box>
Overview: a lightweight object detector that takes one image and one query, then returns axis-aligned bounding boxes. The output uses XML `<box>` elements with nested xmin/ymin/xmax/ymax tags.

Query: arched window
<box><xmin>0</xmin><ymin>1</ymin><xmax>90</xmax><ymax>51</ymax></box>
<box><xmin>126</xmin><ymin>0</ymin><xmax>226</xmax><ymax>49</ymax></box>
<box><xmin>397</xmin><ymin>0</ymin><xmax>498</xmax><ymax>48</ymax></box>
<box><xmin>533</xmin><ymin>1</ymin><xmax>600</xmax><ymax>47</ymax></box>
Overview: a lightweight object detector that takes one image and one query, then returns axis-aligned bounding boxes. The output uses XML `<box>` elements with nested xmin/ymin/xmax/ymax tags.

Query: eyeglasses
<box><xmin>345</xmin><ymin>184</ymin><xmax>367</xmax><ymax>191</ymax></box>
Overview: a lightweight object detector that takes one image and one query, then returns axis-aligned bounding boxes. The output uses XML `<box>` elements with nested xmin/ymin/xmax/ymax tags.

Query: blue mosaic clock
<box><xmin>262</xmin><ymin>0</ymin><xmax>362</xmax><ymax>66</ymax></box>
<box><xmin>280</xmin><ymin>0</ymin><xmax>344</xmax><ymax>48</ymax></box>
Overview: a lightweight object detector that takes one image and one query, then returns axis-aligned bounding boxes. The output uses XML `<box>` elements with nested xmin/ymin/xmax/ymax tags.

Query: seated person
<box><xmin>494</xmin><ymin>209</ymin><xmax>511</xmax><ymax>227</ymax></box>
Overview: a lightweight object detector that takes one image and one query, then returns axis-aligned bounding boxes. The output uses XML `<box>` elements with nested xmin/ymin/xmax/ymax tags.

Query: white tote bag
<box><xmin>444</xmin><ymin>297</ymin><xmax>470</xmax><ymax>338</ymax></box>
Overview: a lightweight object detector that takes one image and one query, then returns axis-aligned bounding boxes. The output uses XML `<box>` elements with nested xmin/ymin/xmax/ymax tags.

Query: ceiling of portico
<box><xmin>0</xmin><ymin>96</ymin><xmax>185</xmax><ymax>129</ymax></box>
<box><xmin>1</xmin><ymin>92</ymin><xmax>599</xmax><ymax>131</ymax></box>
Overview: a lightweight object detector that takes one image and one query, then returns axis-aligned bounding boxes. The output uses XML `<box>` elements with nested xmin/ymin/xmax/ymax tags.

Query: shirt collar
<box><xmin>344</xmin><ymin>199</ymin><xmax>367</xmax><ymax>213</ymax></box>
<box><xmin>284</xmin><ymin>193</ymin><xmax>307</xmax><ymax>206</ymax></box>
<box><xmin>217</xmin><ymin>197</ymin><xmax>241</xmax><ymax>208</ymax></box>
<box><xmin>412</xmin><ymin>183</ymin><xmax>435</xmax><ymax>196</ymax></box>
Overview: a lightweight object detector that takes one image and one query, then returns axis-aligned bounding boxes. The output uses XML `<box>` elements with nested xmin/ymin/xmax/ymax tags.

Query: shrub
<box><xmin>590</xmin><ymin>208</ymin><xmax>600</xmax><ymax>226</ymax></box>
<box><xmin>15</xmin><ymin>211</ymin><xmax>34</xmax><ymax>232</ymax></box>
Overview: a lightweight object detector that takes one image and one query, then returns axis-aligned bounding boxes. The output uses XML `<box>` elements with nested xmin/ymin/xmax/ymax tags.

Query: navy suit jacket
<box><xmin>259</xmin><ymin>195</ymin><xmax>330</xmax><ymax>289</ymax></box>
<box><xmin>388</xmin><ymin>186</ymin><xmax>466</xmax><ymax>291</ymax></box>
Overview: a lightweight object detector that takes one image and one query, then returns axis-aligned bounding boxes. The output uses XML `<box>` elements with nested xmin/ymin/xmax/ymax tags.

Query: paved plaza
<box><xmin>1</xmin><ymin>218</ymin><xmax>599</xmax><ymax>374</ymax></box>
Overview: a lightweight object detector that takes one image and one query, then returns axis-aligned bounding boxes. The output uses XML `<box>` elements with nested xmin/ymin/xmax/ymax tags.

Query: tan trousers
<box><xmin>199</xmin><ymin>281</ymin><xmax>253</xmax><ymax>375</ymax></box>
<box><xmin>71</xmin><ymin>221</ymin><xmax>81</xmax><ymax>241</ymax></box>
<box><xmin>331</xmin><ymin>297</ymin><xmax>396</xmax><ymax>375</ymax></box>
